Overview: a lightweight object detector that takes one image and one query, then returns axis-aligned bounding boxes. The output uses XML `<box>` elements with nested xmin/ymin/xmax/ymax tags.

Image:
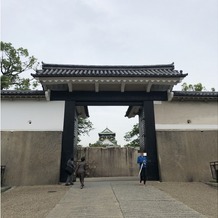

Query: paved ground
<box><xmin>1</xmin><ymin>177</ymin><xmax>218</xmax><ymax>218</ymax></box>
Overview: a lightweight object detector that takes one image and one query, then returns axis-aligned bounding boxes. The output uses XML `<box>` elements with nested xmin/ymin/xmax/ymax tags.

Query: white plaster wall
<box><xmin>1</xmin><ymin>100</ymin><xmax>218</xmax><ymax>131</ymax></box>
<box><xmin>1</xmin><ymin>100</ymin><xmax>65</xmax><ymax>131</ymax></box>
<box><xmin>154</xmin><ymin>101</ymin><xmax>218</xmax><ymax>130</ymax></box>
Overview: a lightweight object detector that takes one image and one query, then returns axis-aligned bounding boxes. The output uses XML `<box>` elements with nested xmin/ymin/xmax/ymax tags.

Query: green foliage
<box><xmin>181</xmin><ymin>82</ymin><xmax>215</xmax><ymax>91</ymax></box>
<box><xmin>124</xmin><ymin>123</ymin><xmax>139</xmax><ymax>141</ymax></box>
<box><xmin>124</xmin><ymin>123</ymin><xmax>140</xmax><ymax>148</ymax></box>
<box><xmin>89</xmin><ymin>142</ymin><xmax>106</xmax><ymax>147</ymax></box>
<box><xmin>1</xmin><ymin>41</ymin><xmax>39</xmax><ymax>90</ymax></box>
<box><xmin>124</xmin><ymin>138</ymin><xmax>140</xmax><ymax>148</ymax></box>
<box><xmin>77</xmin><ymin>117</ymin><xmax>94</xmax><ymax>142</ymax></box>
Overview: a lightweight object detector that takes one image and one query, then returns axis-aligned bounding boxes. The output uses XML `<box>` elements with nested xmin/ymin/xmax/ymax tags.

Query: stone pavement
<box><xmin>46</xmin><ymin>178</ymin><xmax>207</xmax><ymax>218</ymax></box>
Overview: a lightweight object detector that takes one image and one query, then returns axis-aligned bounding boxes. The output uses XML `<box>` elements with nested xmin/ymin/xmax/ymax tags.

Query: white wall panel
<box><xmin>1</xmin><ymin>101</ymin><xmax>65</xmax><ymax>131</ymax></box>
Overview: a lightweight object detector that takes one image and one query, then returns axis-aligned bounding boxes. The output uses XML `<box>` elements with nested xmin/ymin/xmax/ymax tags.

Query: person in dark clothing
<box><xmin>65</xmin><ymin>157</ymin><xmax>75</xmax><ymax>186</ymax></box>
<box><xmin>137</xmin><ymin>152</ymin><xmax>147</xmax><ymax>185</ymax></box>
<box><xmin>75</xmin><ymin>157</ymin><xmax>87</xmax><ymax>189</ymax></box>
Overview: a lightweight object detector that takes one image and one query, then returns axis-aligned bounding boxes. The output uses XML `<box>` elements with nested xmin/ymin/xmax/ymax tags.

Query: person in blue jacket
<box><xmin>137</xmin><ymin>152</ymin><xmax>147</xmax><ymax>184</ymax></box>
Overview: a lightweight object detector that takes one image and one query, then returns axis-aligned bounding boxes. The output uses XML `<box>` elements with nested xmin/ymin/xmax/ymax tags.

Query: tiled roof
<box><xmin>1</xmin><ymin>90</ymin><xmax>45</xmax><ymax>99</ymax></box>
<box><xmin>99</xmin><ymin>128</ymin><xmax>115</xmax><ymax>135</ymax></box>
<box><xmin>1</xmin><ymin>90</ymin><xmax>45</xmax><ymax>95</ymax></box>
<box><xmin>32</xmin><ymin>63</ymin><xmax>187</xmax><ymax>78</ymax></box>
<box><xmin>173</xmin><ymin>91</ymin><xmax>218</xmax><ymax>100</ymax></box>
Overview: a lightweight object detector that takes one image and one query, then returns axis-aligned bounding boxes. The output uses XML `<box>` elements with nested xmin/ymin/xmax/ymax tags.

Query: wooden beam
<box><xmin>50</xmin><ymin>91</ymin><xmax>168</xmax><ymax>103</ymax></box>
<box><xmin>45</xmin><ymin>89</ymin><xmax>50</xmax><ymax>101</ymax></box>
<box><xmin>146</xmin><ymin>82</ymin><xmax>152</xmax><ymax>92</ymax></box>
<box><xmin>167</xmin><ymin>90</ymin><xmax>174</xmax><ymax>101</ymax></box>
<box><xmin>121</xmin><ymin>82</ymin><xmax>126</xmax><ymax>92</ymax></box>
<box><xmin>95</xmin><ymin>82</ymin><xmax>99</xmax><ymax>92</ymax></box>
<box><xmin>68</xmin><ymin>82</ymin><xmax>73</xmax><ymax>92</ymax></box>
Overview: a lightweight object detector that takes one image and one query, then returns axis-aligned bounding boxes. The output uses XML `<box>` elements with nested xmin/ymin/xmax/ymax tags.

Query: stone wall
<box><xmin>156</xmin><ymin>130</ymin><xmax>218</xmax><ymax>182</ymax></box>
<box><xmin>76</xmin><ymin>147</ymin><xmax>139</xmax><ymax>177</ymax></box>
<box><xmin>1</xmin><ymin>130</ymin><xmax>217</xmax><ymax>186</ymax></box>
<box><xmin>1</xmin><ymin>131</ymin><xmax>62</xmax><ymax>186</ymax></box>
<box><xmin>1</xmin><ymin>131</ymin><xmax>139</xmax><ymax>186</ymax></box>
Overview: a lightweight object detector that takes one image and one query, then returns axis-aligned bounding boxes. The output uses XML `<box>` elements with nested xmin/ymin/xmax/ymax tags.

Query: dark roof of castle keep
<box><xmin>32</xmin><ymin>63</ymin><xmax>188</xmax><ymax>78</ymax></box>
<box><xmin>1</xmin><ymin>90</ymin><xmax>218</xmax><ymax>101</ymax></box>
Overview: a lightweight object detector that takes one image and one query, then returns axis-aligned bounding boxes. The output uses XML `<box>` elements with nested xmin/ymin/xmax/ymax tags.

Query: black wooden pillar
<box><xmin>143</xmin><ymin>101</ymin><xmax>160</xmax><ymax>180</ymax></box>
<box><xmin>60</xmin><ymin>100</ymin><xmax>76</xmax><ymax>182</ymax></box>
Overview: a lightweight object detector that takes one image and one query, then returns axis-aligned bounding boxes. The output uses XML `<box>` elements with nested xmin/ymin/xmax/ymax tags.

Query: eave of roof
<box><xmin>0</xmin><ymin>90</ymin><xmax>45</xmax><ymax>99</ymax></box>
<box><xmin>98</xmin><ymin>127</ymin><xmax>115</xmax><ymax>135</ymax></box>
<box><xmin>32</xmin><ymin>63</ymin><xmax>188</xmax><ymax>78</ymax></box>
<box><xmin>173</xmin><ymin>91</ymin><xmax>218</xmax><ymax>101</ymax></box>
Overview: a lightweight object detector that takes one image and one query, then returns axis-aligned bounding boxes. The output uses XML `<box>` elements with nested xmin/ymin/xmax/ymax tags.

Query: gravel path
<box><xmin>151</xmin><ymin>182</ymin><xmax>218</xmax><ymax>218</ymax></box>
<box><xmin>1</xmin><ymin>180</ymin><xmax>217</xmax><ymax>218</ymax></box>
<box><xmin>1</xmin><ymin>185</ymin><xmax>70</xmax><ymax>218</ymax></box>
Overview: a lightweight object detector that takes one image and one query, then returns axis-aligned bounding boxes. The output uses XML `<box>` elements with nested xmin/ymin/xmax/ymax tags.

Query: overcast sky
<box><xmin>1</xmin><ymin>0</ymin><xmax>218</xmax><ymax>146</ymax></box>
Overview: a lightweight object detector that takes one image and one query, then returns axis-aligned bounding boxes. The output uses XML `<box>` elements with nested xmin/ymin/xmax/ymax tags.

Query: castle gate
<box><xmin>32</xmin><ymin>63</ymin><xmax>187</xmax><ymax>182</ymax></box>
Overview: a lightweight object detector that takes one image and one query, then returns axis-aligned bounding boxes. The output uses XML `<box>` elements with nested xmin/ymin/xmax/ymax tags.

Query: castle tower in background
<box><xmin>97</xmin><ymin>127</ymin><xmax>118</xmax><ymax>147</ymax></box>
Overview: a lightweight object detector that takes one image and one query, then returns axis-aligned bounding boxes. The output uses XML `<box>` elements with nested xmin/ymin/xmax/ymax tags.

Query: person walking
<box><xmin>75</xmin><ymin>157</ymin><xmax>87</xmax><ymax>189</ymax></box>
<box><xmin>137</xmin><ymin>152</ymin><xmax>147</xmax><ymax>185</ymax></box>
<box><xmin>65</xmin><ymin>157</ymin><xmax>75</xmax><ymax>186</ymax></box>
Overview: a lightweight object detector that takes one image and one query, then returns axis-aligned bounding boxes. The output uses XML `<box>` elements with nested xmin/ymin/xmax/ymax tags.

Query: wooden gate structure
<box><xmin>32</xmin><ymin>63</ymin><xmax>187</xmax><ymax>182</ymax></box>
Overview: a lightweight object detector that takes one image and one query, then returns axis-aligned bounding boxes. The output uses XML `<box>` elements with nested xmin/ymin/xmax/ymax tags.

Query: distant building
<box><xmin>97</xmin><ymin>127</ymin><xmax>118</xmax><ymax>147</ymax></box>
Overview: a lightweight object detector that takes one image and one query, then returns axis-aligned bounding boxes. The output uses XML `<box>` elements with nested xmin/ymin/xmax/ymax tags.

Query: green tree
<box><xmin>77</xmin><ymin>117</ymin><xmax>94</xmax><ymax>142</ymax></box>
<box><xmin>181</xmin><ymin>82</ymin><xmax>215</xmax><ymax>91</ymax></box>
<box><xmin>1</xmin><ymin>41</ymin><xmax>39</xmax><ymax>90</ymax></box>
<box><xmin>89</xmin><ymin>142</ymin><xmax>106</xmax><ymax>147</ymax></box>
<box><xmin>124</xmin><ymin>123</ymin><xmax>140</xmax><ymax>148</ymax></box>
